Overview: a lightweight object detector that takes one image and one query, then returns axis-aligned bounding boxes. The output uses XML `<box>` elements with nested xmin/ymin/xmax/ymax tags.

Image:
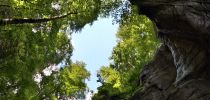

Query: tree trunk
<box><xmin>0</xmin><ymin>12</ymin><xmax>79</xmax><ymax>25</ymax></box>
<box><xmin>130</xmin><ymin>0</ymin><xmax>210</xmax><ymax>100</ymax></box>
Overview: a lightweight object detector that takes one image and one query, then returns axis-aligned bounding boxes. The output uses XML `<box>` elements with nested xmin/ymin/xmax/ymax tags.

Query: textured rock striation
<box><xmin>130</xmin><ymin>0</ymin><xmax>210</xmax><ymax>100</ymax></box>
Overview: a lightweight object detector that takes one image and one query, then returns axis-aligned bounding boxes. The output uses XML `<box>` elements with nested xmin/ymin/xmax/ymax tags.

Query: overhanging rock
<box><xmin>130</xmin><ymin>0</ymin><xmax>210</xmax><ymax>100</ymax></box>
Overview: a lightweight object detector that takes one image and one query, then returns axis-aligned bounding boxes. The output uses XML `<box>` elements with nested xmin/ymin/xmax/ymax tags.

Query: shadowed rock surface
<box><xmin>130</xmin><ymin>0</ymin><xmax>210</xmax><ymax>100</ymax></box>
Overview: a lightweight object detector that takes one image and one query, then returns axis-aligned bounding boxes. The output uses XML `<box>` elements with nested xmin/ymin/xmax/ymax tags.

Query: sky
<box><xmin>71</xmin><ymin>17</ymin><xmax>119</xmax><ymax>92</ymax></box>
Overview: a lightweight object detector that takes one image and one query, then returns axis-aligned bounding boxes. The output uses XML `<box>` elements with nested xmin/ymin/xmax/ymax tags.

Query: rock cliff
<box><xmin>130</xmin><ymin>0</ymin><xmax>210</xmax><ymax>99</ymax></box>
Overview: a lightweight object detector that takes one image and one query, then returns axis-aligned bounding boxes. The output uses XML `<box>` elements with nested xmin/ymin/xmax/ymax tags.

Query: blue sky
<box><xmin>71</xmin><ymin>17</ymin><xmax>119</xmax><ymax>92</ymax></box>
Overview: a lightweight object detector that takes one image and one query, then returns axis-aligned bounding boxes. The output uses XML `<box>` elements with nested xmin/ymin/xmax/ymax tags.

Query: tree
<box><xmin>38</xmin><ymin>61</ymin><xmax>90</xmax><ymax>99</ymax></box>
<box><xmin>0</xmin><ymin>20</ymin><xmax>73</xmax><ymax>98</ymax></box>
<box><xmin>93</xmin><ymin>5</ymin><xmax>160</xmax><ymax>99</ymax></box>
<box><xmin>94</xmin><ymin>66</ymin><xmax>124</xmax><ymax>100</ymax></box>
<box><xmin>1</xmin><ymin>0</ymin><xmax>163</xmax><ymax>99</ymax></box>
<box><xmin>0</xmin><ymin>0</ymin><xmax>125</xmax><ymax>99</ymax></box>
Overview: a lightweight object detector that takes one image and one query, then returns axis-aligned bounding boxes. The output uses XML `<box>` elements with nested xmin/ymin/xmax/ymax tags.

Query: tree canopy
<box><xmin>0</xmin><ymin>0</ymin><xmax>122</xmax><ymax>99</ymax></box>
<box><xmin>93</xmin><ymin>6</ymin><xmax>160</xmax><ymax>99</ymax></box>
<box><xmin>0</xmin><ymin>0</ymin><xmax>160</xmax><ymax>99</ymax></box>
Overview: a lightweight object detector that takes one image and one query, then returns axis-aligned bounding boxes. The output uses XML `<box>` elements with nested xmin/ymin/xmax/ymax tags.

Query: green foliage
<box><xmin>38</xmin><ymin>61</ymin><xmax>90</xmax><ymax>99</ymax></box>
<box><xmin>93</xmin><ymin>6</ymin><xmax>160</xmax><ymax>99</ymax></box>
<box><xmin>0</xmin><ymin>0</ymin><xmax>122</xmax><ymax>99</ymax></box>
<box><xmin>0</xmin><ymin>22</ymin><xmax>73</xmax><ymax>99</ymax></box>
<box><xmin>92</xmin><ymin>83</ymin><xmax>124</xmax><ymax>100</ymax></box>
<box><xmin>60</xmin><ymin>61</ymin><xmax>90</xmax><ymax>96</ymax></box>
<box><xmin>97</xmin><ymin>66</ymin><xmax>121</xmax><ymax>88</ymax></box>
<box><xmin>0</xmin><ymin>0</ymin><xmax>159</xmax><ymax>99</ymax></box>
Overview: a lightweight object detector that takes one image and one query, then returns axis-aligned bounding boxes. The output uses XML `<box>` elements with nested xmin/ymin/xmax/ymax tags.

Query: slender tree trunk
<box><xmin>0</xmin><ymin>12</ymin><xmax>79</xmax><ymax>25</ymax></box>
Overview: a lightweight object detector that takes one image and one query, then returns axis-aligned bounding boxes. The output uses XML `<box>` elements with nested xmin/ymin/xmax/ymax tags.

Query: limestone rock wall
<box><xmin>130</xmin><ymin>0</ymin><xmax>210</xmax><ymax>100</ymax></box>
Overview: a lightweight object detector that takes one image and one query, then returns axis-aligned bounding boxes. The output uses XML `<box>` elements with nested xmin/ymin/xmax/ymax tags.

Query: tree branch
<box><xmin>0</xmin><ymin>12</ymin><xmax>80</xmax><ymax>25</ymax></box>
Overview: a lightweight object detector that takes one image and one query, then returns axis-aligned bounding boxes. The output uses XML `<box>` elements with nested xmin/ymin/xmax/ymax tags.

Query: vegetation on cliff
<box><xmin>93</xmin><ymin>6</ymin><xmax>159</xmax><ymax>99</ymax></box>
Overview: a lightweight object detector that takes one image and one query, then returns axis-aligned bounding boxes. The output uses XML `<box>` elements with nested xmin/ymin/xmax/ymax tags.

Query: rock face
<box><xmin>130</xmin><ymin>0</ymin><xmax>210</xmax><ymax>100</ymax></box>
